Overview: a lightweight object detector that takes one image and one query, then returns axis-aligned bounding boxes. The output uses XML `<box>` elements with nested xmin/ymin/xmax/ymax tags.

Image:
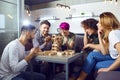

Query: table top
<box><xmin>35</xmin><ymin>53</ymin><xmax>83</xmax><ymax>64</ymax></box>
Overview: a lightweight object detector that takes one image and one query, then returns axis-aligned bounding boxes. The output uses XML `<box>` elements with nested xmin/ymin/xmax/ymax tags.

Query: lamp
<box><xmin>26</xmin><ymin>0</ymin><xmax>31</xmax><ymax>16</ymax></box>
<box><xmin>104</xmin><ymin>0</ymin><xmax>118</xmax><ymax>5</ymax></box>
<box><xmin>26</xmin><ymin>7</ymin><xmax>31</xmax><ymax>16</ymax></box>
<box><xmin>115</xmin><ymin>0</ymin><xmax>118</xmax><ymax>4</ymax></box>
<box><xmin>56</xmin><ymin>3</ymin><xmax>70</xmax><ymax>9</ymax></box>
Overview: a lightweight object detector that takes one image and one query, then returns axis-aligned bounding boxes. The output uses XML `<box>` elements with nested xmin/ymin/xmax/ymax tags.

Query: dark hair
<box><xmin>81</xmin><ymin>18</ymin><xmax>98</xmax><ymax>30</ymax></box>
<box><xmin>40</xmin><ymin>20</ymin><xmax>51</xmax><ymax>27</ymax></box>
<box><xmin>21</xmin><ymin>24</ymin><xmax>36</xmax><ymax>32</ymax></box>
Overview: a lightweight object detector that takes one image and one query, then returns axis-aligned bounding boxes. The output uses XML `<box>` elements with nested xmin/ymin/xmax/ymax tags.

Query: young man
<box><xmin>32</xmin><ymin>20</ymin><xmax>52</xmax><ymax>78</ymax></box>
<box><xmin>0</xmin><ymin>25</ymin><xmax>46</xmax><ymax>80</ymax></box>
<box><xmin>33</xmin><ymin>20</ymin><xmax>52</xmax><ymax>51</ymax></box>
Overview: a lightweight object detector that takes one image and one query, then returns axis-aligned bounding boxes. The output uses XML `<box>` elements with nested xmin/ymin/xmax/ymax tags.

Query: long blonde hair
<box><xmin>99</xmin><ymin>12</ymin><xmax>120</xmax><ymax>42</ymax></box>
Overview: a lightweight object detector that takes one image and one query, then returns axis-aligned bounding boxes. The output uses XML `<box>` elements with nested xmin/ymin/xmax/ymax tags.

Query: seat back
<box><xmin>74</xmin><ymin>35</ymin><xmax>84</xmax><ymax>53</ymax></box>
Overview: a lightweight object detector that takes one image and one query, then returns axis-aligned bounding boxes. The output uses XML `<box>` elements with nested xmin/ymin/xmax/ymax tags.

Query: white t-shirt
<box><xmin>0</xmin><ymin>39</ymin><xmax>28</xmax><ymax>80</ymax></box>
<box><xmin>109</xmin><ymin>30</ymin><xmax>120</xmax><ymax>59</ymax></box>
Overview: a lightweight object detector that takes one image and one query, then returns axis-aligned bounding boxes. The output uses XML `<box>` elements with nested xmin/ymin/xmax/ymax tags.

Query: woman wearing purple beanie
<box><xmin>54</xmin><ymin>22</ymin><xmax>75</xmax><ymax>75</ymax></box>
<box><xmin>57</xmin><ymin>22</ymin><xmax>75</xmax><ymax>51</ymax></box>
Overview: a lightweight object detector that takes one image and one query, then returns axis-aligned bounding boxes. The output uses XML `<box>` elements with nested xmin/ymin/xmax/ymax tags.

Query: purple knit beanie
<box><xmin>59</xmin><ymin>22</ymin><xmax>70</xmax><ymax>30</ymax></box>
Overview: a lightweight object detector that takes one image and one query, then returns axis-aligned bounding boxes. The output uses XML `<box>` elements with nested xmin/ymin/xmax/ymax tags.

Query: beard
<box><xmin>42</xmin><ymin>31</ymin><xmax>49</xmax><ymax>36</ymax></box>
<box><xmin>25</xmin><ymin>37</ymin><xmax>33</xmax><ymax>51</ymax></box>
<box><xmin>27</xmin><ymin>36</ymin><xmax>33</xmax><ymax>44</ymax></box>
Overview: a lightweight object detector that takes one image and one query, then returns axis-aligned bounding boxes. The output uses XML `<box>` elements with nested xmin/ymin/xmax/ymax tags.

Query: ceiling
<box><xmin>25</xmin><ymin>0</ymin><xmax>58</xmax><ymax>6</ymax></box>
<box><xmin>25</xmin><ymin>0</ymin><xmax>103</xmax><ymax>10</ymax></box>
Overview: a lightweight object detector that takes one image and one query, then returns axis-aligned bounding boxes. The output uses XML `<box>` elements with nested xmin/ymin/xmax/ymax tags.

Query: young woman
<box><xmin>57</xmin><ymin>22</ymin><xmax>75</xmax><ymax>50</ymax></box>
<box><xmin>97</xmin><ymin>12</ymin><xmax>120</xmax><ymax>73</ymax></box>
<box><xmin>81</xmin><ymin>18</ymin><xmax>99</xmax><ymax>52</ymax></box>
<box><xmin>70</xmin><ymin>18</ymin><xmax>99</xmax><ymax>80</ymax></box>
<box><xmin>77</xmin><ymin>12</ymin><xmax>120</xmax><ymax>80</ymax></box>
<box><xmin>80</xmin><ymin>18</ymin><xmax>99</xmax><ymax>63</ymax></box>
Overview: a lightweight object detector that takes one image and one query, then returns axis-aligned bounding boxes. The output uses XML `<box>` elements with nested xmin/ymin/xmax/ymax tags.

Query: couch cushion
<box><xmin>74</xmin><ymin>35</ymin><xmax>84</xmax><ymax>53</ymax></box>
<box><xmin>96</xmin><ymin>71</ymin><xmax>120</xmax><ymax>80</ymax></box>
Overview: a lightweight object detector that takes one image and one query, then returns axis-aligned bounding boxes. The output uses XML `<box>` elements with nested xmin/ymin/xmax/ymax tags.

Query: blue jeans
<box><xmin>11</xmin><ymin>71</ymin><xmax>46</xmax><ymax>80</ymax></box>
<box><xmin>82</xmin><ymin>51</ymin><xmax>115</xmax><ymax>74</ymax></box>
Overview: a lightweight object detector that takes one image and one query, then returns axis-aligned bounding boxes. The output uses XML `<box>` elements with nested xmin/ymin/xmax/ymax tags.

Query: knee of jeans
<box><xmin>82</xmin><ymin>67</ymin><xmax>91</xmax><ymax>75</ymax></box>
<box><xmin>88</xmin><ymin>51</ymin><xmax>99</xmax><ymax>58</ymax></box>
<box><xmin>86</xmin><ymin>53</ymin><xmax>94</xmax><ymax>60</ymax></box>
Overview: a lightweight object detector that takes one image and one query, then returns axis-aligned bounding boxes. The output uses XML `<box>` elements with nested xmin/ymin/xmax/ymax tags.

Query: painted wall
<box><xmin>30</xmin><ymin>1</ymin><xmax>120</xmax><ymax>34</ymax></box>
<box><xmin>0</xmin><ymin>0</ymin><xmax>19</xmax><ymax>57</ymax></box>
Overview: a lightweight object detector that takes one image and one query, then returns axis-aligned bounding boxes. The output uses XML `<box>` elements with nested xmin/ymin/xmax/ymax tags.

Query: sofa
<box><xmin>96</xmin><ymin>71</ymin><xmax>120</xmax><ymax>80</ymax></box>
<box><xmin>74</xmin><ymin>34</ymin><xmax>84</xmax><ymax>53</ymax></box>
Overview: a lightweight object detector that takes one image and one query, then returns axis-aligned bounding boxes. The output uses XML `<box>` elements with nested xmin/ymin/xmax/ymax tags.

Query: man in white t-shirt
<box><xmin>0</xmin><ymin>25</ymin><xmax>46</xmax><ymax>80</ymax></box>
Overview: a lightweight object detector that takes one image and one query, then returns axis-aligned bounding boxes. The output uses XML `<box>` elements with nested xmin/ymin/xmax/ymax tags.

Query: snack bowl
<box><xmin>57</xmin><ymin>51</ymin><xmax>65</xmax><ymax>56</ymax></box>
<box><xmin>37</xmin><ymin>52</ymin><xmax>45</xmax><ymax>56</ymax></box>
<box><xmin>44</xmin><ymin>50</ymin><xmax>53</xmax><ymax>55</ymax></box>
<box><xmin>64</xmin><ymin>50</ymin><xmax>75</xmax><ymax>56</ymax></box>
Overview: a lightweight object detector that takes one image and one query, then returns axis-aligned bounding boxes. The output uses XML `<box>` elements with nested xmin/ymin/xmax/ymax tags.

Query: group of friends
<box><xmin>0</xmin><ymin>11</ymin><xmax>120</xmax><ymax>80</ymax></box>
